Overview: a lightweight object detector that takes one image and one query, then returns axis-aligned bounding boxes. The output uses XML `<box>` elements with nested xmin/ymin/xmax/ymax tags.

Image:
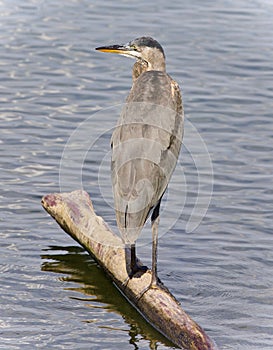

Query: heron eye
<box><xmin>131</xmin><ymin>44</ymin><xmax>138</xmax><ymax>51</ymax></box>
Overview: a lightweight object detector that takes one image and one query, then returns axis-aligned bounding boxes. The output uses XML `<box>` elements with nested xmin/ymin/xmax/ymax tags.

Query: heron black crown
<box><xmin>130</xmin><ymin>37</ymin><xmax>165</xmax><ymax>57</ymax></box>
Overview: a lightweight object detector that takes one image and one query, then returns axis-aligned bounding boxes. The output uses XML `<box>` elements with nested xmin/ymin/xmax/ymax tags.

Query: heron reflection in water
<box><xmin>96</xmin><ymin>37</ymin><xmax>184</xmax><ymax>289</ymax></box>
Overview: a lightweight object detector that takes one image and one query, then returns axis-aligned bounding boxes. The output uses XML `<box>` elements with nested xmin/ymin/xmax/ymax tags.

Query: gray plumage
<box><xmin>96</xmin><ymin>37</ymin><xmax>184</xmax><ymax>287</ymax></box>
<box><xmin>112</xmin><ymin>71</ymin><xmax>183</xmax><ymax>241</ymax></box>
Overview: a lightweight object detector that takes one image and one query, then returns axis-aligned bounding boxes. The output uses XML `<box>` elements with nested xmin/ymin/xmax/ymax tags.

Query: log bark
<box><xmin>41</xmin><ymin>190</ymin><xmax>217</xmax><ymax>350</ymax></box>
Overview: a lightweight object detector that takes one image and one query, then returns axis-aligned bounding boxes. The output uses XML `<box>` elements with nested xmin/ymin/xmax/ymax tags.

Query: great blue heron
<box><xmin>96</xmin><ymin>37</ymin><xmax>184</xmax><ymax>288</ymax></box>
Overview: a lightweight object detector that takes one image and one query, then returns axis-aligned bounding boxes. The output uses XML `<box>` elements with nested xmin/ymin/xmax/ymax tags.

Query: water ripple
<box><xmin>1</xmin><ymin>1</ymin><xmax>273</xmax><ymax>349</ymax></box>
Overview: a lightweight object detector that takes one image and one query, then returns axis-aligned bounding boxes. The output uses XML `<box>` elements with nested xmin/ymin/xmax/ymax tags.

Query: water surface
<box><xmin>1</xmin><ymin>0</ymin><xmax>273</xmax><ymax>349</ymax></box>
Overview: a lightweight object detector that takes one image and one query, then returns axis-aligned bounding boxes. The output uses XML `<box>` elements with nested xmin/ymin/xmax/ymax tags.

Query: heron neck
<box><xmin>132</xmin><ymin>60</ymin><xmax>166</xmax><ymax>81</ymax></box>
<box><xmin>148</xmin><ymin>60</ymin><xmax>166</xmax><ymax>72</ymax></box>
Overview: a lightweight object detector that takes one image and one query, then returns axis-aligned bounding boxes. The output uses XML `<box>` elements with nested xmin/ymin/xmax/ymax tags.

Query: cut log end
<box><xmin>41</xmin><ymin>190</ymin><xmax>218</xmax><ymax>350</ymax></box>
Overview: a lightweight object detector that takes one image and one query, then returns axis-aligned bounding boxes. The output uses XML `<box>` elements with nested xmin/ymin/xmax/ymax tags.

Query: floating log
<box><xmin>41</xmin><ymin>190</ymin><xmax>217</xmax><ymax>350</ymax></box>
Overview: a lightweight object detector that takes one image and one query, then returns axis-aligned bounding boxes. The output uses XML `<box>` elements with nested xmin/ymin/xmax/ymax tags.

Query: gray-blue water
<box><xmin>1</xmin><ymin>1</ymin><xmax>273</xmax><ymax>349</ymax></box>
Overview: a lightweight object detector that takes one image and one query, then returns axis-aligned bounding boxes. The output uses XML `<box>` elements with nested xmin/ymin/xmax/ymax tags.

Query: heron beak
<box><xmin>95</xmin><ymin>44</ymin><xmax>140</xmax><ymax>58</ymax></box>
<box><xmin>96</xmin><ymin>44</ymin><xmax>128</xmax><ymax>54</ymax></box>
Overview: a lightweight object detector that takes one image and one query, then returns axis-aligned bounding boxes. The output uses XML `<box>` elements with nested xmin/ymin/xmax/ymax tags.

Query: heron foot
<box><xmin>129</xmin><ymin>263</ymin><xmax>148</xmax><ymax>278</ymax></box>
<box><xmin>121</xmin><ymin>264</ymin><xmax>148</xmax><ymax>289</ymax></box>
<box><xmin>136</xmin><ymin>275</ymin><xmax>161</xmax><ymax>302</ymax></box>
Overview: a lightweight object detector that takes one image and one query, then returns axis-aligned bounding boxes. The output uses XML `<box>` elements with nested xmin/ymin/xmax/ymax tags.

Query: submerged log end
<box><xmin>41</xmin><ymin>190</ymin><xmax>218</xmax><ymax>350</ymax></box>
<box><xmin>138</xmin><ymin>284</ymin><xmax>215</xmax><ymax>350</ymax></box>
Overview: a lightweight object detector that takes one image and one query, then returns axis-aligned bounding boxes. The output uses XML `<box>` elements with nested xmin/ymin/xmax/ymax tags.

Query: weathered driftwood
<box><xmin>41</xmin><ymin>190</ymin><xmax>217</xmax><ymax>350</ymax></box>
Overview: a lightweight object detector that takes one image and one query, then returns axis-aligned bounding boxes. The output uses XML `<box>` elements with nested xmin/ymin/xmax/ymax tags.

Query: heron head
<box><xmin>96</xmin><ymin>36</ymin><xmax>166</xmax><ymax>72</ymax></box>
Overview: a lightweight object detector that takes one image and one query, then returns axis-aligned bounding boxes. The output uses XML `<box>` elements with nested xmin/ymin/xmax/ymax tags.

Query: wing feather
<box><xmin>111</xmin><ymin>70</ymin><xmax>184</xmax><ymax>243</ymax></box>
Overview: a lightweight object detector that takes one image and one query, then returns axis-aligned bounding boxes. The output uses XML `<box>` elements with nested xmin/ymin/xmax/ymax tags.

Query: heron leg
<box><xmin>127</xmin><ymin>243</ymin><xmax>148</xmax><ymax>277</ymax></box>
<box><xmin>134</xmin><ymin>202</ymin><xmax>161</xmax><ymax>301</ymax></box>
<box><xmin>150</xmin><ymin>199</ymin><xmax>161</xmax><ymax>287</ymax></box>
<box><xmin>151</xmin><ymin>215</ymin><xmax>159</xmax><ymax>287</ymax></box>
<box><xmin>130</xmin><ymin>243</ymin><xmax>137</xmax><ymax>273</ymax></box>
